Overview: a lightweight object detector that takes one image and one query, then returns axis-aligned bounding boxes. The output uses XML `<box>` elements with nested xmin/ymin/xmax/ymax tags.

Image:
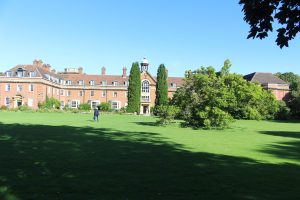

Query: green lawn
<box><xmin>0</xmin><ymin>112</ymin><xmax>300</xmax><ymax>200</ymax></box>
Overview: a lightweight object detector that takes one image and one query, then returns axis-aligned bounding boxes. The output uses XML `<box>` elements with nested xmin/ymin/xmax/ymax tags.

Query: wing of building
<box><xmin>243</xmin><ymin>72</ymin><xmax>290</xmax><ymax>100</ymax></box>
<box><xmin>0</xmin><ymin>59</ymin><xmax>184</xmax><ymax>114</ymax></box>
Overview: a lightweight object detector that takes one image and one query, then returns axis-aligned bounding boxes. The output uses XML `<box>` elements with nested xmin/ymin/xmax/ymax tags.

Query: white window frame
<box><xmin>142</xmin><ymin>80</ymin><xmax>150</xmax><ymax>93</ymax></box>
<box><xmin>70</xmin><ymin>100</ymin><xmax>80</xmax><ymax>108</ymax></box>
<box><xmin>5</xmin><ymin>84</ymin><xmax>10</xmax><ymax>92</ymax></box>
<box><xmin>67</xmin><ymin>90</ymin><xmax>71</xmax><ymax>97</ymax></box>
<box><xmin>29</xmin><ymin>71</ymin><xmax>36</xmax><ymax>77</ymax></box>
<box><xmin>66</xmin><ymin>80</ymin><xmax>72</xmax><ymax>85</ymax></box>
<box><xmin>29</xmin><ymin>84</ymin><xmax>34</xmax><ymax>92</ymax></box>
<box><xmin>91</xmin><ymin>100</ymin><xmax>100</xmax><ymax>109</ymax></box>
<box><xmin>90</xmin><ymin>80</ymin><xmax>95</xmax><ymax>86</ymax></box>
<box><xmin>17</xmin><ymin>84</ymin><xmax>23</xmax><ymax>92</ymax></box>
<box><xmin>101</xmin><ymin>81</ymin><xmax>107</xmax><ymax>86</ymax></box>
<box><xmin>28</xmin><ymin>98</ymin><xmax>33</xmax><ymax>107</ymax></box>
<box><xmin>60</xmin><ymin>89</ymin><xmax>65</xmax><ymax>96</ymax></box>
<box><xmin>110</xmin><ymin>101</ymin><xmax>120</xmax><ymax>110</ymax></box>
<box><xmin>5</xmin><ymin>97</ymin><xmax>10</xmax><ymax>107</ymax></box>
<box><xmin>6</xmin><ymin>71</ymin><xmax>12</xmax><ymax>77</ymax></box>
<box><xmin>90</xmin><ymin>91</ymin><xmax>94</xmax><ymax>97</ymax></box>
<box><xmin>102</xmin><ymin>90</ymin><xmax>106</xmax><ymax>97</ymax></box>
<box><xmin>113</xmin><ymin>91</ymin><xmax>117</xmax><ymax>97</ymax></box>
<box><xmin>78</xmin><ymin>80</ymin><xmax>84</xmax><ymax>85</ymax></box>
<box><xmin>112</xmin><ymin>81</ymin><xmax>118</xmax><ymax>86</ymax></box>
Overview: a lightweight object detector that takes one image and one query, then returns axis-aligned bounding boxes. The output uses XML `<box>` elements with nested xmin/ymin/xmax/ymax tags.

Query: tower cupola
<box><xmin>141</xmin><ymin>58</ymin><xmax>149</xmax><ymax>72</ymax></box>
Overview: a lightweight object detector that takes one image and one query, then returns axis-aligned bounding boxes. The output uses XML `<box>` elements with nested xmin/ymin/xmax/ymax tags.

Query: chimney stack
<box><xmin>122</xmin><ymin>67</ymin><xmax>127</xmax><ymax>77</ymax></box>
<box><xmin>33</xmin><ymin>59</ymin><xmax>43</xmax><ymax>67</ymax></box>
<box><xmin>78</xmin><ymin>67</ymin><xmax>83</xmax><ymax>74</ymax></box>
<box><xmin>101</xmin><ymin>67</ymin><xmax>106</xmax><ymax>75</ymax></box>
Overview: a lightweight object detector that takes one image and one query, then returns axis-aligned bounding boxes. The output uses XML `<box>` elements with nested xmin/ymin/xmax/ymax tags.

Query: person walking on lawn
<box><xmin>93</xmin><ymin>108</ymin><xmax>100</xmax><ymax>122</ymax></box>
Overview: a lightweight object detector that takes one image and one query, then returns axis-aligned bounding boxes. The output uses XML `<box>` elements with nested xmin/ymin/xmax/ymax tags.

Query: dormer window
<box><xmin>66</xmin><ymin>80</ymin><xmax>72</xmax><ymax>85</ymax></box>
<box><xmin>90</xmin><ymin>80</ymin><xmax>95</xmax><ymax>86</ymax></box>
<box><xmin>6</xmin><ymin>71</ymin><xmax>12</xmax><ymax>77</ymax></box>
<box><xmin>17</xmin><ymin>68</ymin><xmax>25</xmax><ymax>77</ymax></box>
<box><xmin>124</xmin><ymin>81</ymin><xmax>129</xmax><ymax>86</ymax></box>
<box><xmin>171</xmin><ymin>83</ymin><xmax>177</xmax><ymax>88</ymax></box>
<box><xmin>78</xmin><ymin>80</ymin><xmax>84</xmax><ymax>85</ymax></box>
<box><xmin>101</xmin><ymin>80</ymin><xmax>107</xmax><ymax>86</ymax></box>
<box><xmin>29</xmin><ymin>71</ymin><xmax>36</xmax><ymax>77</ymax></box>
<box><xmin>60</xmin><ymin>79</ymin><xmax>65</xmax><ymax>85</ymax></box>
<box><xmin>113</xmin><ymin>81</ymin><xmax>118</xmax><ymax>86</ymax></box>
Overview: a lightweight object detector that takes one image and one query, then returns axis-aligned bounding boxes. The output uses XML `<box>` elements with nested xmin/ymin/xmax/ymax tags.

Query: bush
<box><xmin>18</xmin><ymin>105</ymin><xmax>31</xmax><ymax>111</ymax></box>
<box><xmin>276</xmin><ymin>101</ymin><xmax>291</xmax><ymax>120</ymax></box>
<box><xmin>0</xmin><ymin>106</ymin><xmax>8</xmax><ymax>111</ymax></box>
<box><xmin>98</xmin><ymin>102</ymin><xmax>110</xmax><ymax>111</ymax></box>
<box><xmin>200</xmin><ymin>107</ymin><xmax>234</xmax><ymax>129</ymax></box>
<box><xmin>78</xmin><ymin>103</ymin><xmax>91</xmax><ymax>111</ymax></box>
<box><xmin>156</xmin><ymin>105</ymin><xmax>180</xmax><ymax>126</ymax></box>
<box><xmin>38</xmin><ymin>97</ymin><xmax>61</xmax><ymax>109</ymax></box>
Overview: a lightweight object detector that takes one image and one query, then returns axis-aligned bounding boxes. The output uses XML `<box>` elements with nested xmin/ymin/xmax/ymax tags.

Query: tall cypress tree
<box><xmin>127</xmin><ymin>62</ymin><xmax>141</xmax><ymax>113</ymax></box>
<box><xmin>155</xmin><ymin>64</ymin><xmax>168</xmax><ymax>106</ymax></box>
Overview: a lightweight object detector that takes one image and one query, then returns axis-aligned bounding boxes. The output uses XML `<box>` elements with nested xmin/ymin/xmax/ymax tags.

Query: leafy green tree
<box><xmin>156</xmin><ymin>105</ymin><xmax>180</xmax><ymax>126</ymax></box>
<box><xmin>172</xmin><ymin>61</ymin><xmax>280</xmax><ymax>129</ymax></box>
<box><xmin>155</xmin><ymin>64</ymin><xmax>168</xmax><ymax>107</ymax></box>
<box><xmin>78</xmin><ymin>103</ymin><xmax>91</xmax><ymax>111</ymax></box>
<box><xmin>127</xmin><ymin>62</ymin><xmax>141</xmax><ymax>113</ymax></box>
<box><xmin>98</xmin><ymin>102</ymin><xmax>111</xmax><ymax>111</ymax></box>
<box><xmin>239</xmin><ymin>0</ymin><xmax>300</xmax><ymax>48</ymax></box>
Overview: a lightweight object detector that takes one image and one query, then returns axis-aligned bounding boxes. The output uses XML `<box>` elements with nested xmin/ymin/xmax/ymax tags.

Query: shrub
<box><xmin>18</xmin><ymin>105</ymin><xmax>31</xmax><ymax>111</ymax></box>
<box><xmin>0</xmin><ymin>106</ymin><xmax>8</xmax><ymax>111</ymax></box>
<box><xmin>156</xmin><ymin>105</ymin><xmax>180</xmax><ymax>126</ymax></box>
<box><xmin>200</xmin><ymin>107</ymin><xmax>234</xmax><ymax>129</ymax></box>
<box><xmin>38</xmin><ymin>97</ymin><xmax>61</xmax><ymax>109</ymax></box>
<box><xmin>98</xmin><ymin>102</ymin><xmax>110</xmax><ymax>111</ymax></box>
<box><xmin>276</xmin><ymin>101</ymin><xmax>291</xmax><ymax>120</ymax></box>
<box><xmin>78</xmin><ymin>103</ymin><xmax>91</xmax><ymax>111</ymax></box>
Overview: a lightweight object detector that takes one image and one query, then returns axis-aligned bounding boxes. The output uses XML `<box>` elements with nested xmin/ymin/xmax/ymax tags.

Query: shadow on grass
<box><xmin>133</xmin><ymin>121</ymin><xmax>158</xmax><ymax>127</ymax></box>
<box><xmin>0</xmin><ymin>123</ymin><xmax>300</xmax><ymax>200</ymax></box>
<box><xmin>259</xmin><ymin>131</ymin><xmax>300</xmax><ymax>139</ymax></box>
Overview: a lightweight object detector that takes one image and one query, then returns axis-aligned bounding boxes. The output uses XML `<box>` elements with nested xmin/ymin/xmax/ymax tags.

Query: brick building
<box><xmin>0</xmin><ymin>59</ymin><xmax>183</xmax><ymax>114</ymax></box>
<box><xmin>0</xmin><ymin>59</ymin><xmax>289</xmax><ymax>114</ymax></box>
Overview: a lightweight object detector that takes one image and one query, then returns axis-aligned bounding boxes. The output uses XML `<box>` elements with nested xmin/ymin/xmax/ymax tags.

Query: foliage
<box><xmin>38</xmin><ymin>97</ymin><xmax>61</xmax><ymax>109</ymax></box>
<box><xmin>97</xmin><ymin>102</ymin><xmax>111</xmax><ymax>111</ymax></box>
<box><xmin>0</xmin><ymin>106</ymin><xmax>8</xmax><ymax>110</ymax></box>
<box><xmin>275</xmin><ymin>72</ymin><xmax>300</xmax><ymax>118</ymax></box>
<box><xmin>239</xmin><ymin>0</ymin><xmax>300</xmax><ymax>48</ymax></box>
<box><xmin>17</xmin><ymin>105</ymin><xmax>31</xmax><ymax>111</ymax></box>
<box><xmin>78</xmin><ymin>103</ymin><xmax>91</xmax><ymax>111</ymax></box>
<box><xmin>127</xmin><ymin>62</ymin><xmax>141</xmax><ymax>113</ymax></box>
<box><xmin>155</xmin><ymin>105</ymin><xmax>180</xmax><ymax>126</ymax></box>
<box><xmin>172</xmin><ymin>60</ymin><xmax>280</xmax><ymax>128</ymax></box>
<box><xmin>276</xmin><ymin>101</ymin><xmax>291</xmax><ymax>120</ymax></box>
<box><xmin>155</xmin><ymin>64</ymin><xmax>169</xmax><ymax>107</ymax></box>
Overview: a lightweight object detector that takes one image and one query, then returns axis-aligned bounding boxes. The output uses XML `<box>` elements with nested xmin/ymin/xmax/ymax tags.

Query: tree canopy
<box><xmin>155</xmin><ymin>64</ymin><xmax>168</xmax><ymax>107</ymax></box>
<box><xmin>239</xmin><ymin>0</ymin><xmax>300</xmax><ymax>48</ymax></box>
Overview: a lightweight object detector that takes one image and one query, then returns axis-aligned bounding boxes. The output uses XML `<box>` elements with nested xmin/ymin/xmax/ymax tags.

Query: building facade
<box><xmin>0</xmin><ymin>59</ymin><xmax>183</xmax><ymax>114</ymax></box>
<box><xmin>0</xmin><ymin>60</ymin><xmax>290</xmax><ymax>114</ymax></box>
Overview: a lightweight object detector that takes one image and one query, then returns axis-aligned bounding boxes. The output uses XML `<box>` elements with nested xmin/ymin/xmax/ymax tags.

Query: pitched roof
<box><xmin>243</xmin><ymin>72</ymin><xmax>287</xmax><ymax>84</ymax></box>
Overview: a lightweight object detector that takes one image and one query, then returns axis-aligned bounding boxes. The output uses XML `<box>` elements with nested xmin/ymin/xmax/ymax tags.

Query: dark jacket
<box><xmin>94</xmin><ymin>109</ymin><xmax>99</xmax><ymax>116</ymax></box>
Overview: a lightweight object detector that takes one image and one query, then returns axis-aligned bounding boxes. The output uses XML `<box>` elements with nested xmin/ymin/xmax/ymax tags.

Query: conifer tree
<box><xmin>127</xmin><ymin>62</ymin><xmax>141</xmax><ymax>113</ymax></box>
<box><xmin>155</xmin><ymin>64</ymin><xmax>168</xmax><ymax>107</ymax></box>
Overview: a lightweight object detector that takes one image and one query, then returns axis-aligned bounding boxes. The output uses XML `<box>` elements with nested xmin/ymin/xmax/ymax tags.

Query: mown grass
<box><xmin>0</xmin><ymin>111</ymin><xmax>300</xmax><ymax>200</ymax></box>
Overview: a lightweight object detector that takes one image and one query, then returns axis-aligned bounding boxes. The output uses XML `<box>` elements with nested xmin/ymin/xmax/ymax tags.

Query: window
<box><xmin>124</xmin><ymin>81</ymin><xmax>129</xmax><ymax>86</ymax></box>
<box><xmin>5</xmin><ymin>84</ymin><xmax>10</xmax><ymax>92</ymax></box>
<box><xmin>101</xmin><ymin>80</ymin><xmax>107</xmax><ymax>86</ymax></box>
<box><xmin>110</xmin><ymin>101</ymin><xmax>120</xmax><ymax>110</ymax></box>
<box><xmin>66</xmin><ymin>80</ymin><xmax>72</xmax><ymax>85</ymax></box>
<box><xmin>142</xmin><ymin>96</ymin><xmax>150</xmax><ymax>102</ymax></box>
<box><xmin>5</xmin><ymin>97</ymin><xmax>10</xmax><ymax>107</ymax></box>
<box><xmin>171</xmin><ymin>83</ymin><xmax>177</xmax><ymax>88</ymax></box>
<box><xmin>79</xmin><ymin>91</ymin><xmax>83</xmax><ymax>97</ymax></box>
<box><xmin>102</xmin><ymin>91</ymin><xmax>106</xmax><ymax>97</ymax></box>
<box><xmin>67</xmin><ymin>91</ymin><xmax>71</xmax><ymax>97</ymax></box>
<box><xmin>17</xmin><ymin>68</ymin><xmax>25</xmax><ymax>77</ymax></box>
<box><xmin>91</xmin><ymin>101</ymin><xmax>100</xmax><ymax>109</ymax></box>
<box><xmin>90</xmin><ymin>80</ymin><xmax>95</xmax><ymax>86</ymax></box>
<box><xmin>60</xmin><ymin>89</ymin><xmax>65</xmax><ymax>96</ymax></box>
<box><xmin>60</xmin><ymin>101</ymin><xmax>65</xmax><ymax>108</ymax></box>
<box><xmin>71</xmin><ymin>100</ymin><xmax>80</xmax><ymax>108</ymax></box>
<box><xmin>28</xmin><ymin>98</ymin><xmax>33</xmax><ymax>107</ymax></box>
<box><xmin>17</xmin><ymin>84</ymin><xmax>23</xmax><ymax>92</ymax></box>
<box><xmin>6</xmin><ymin>71</ymin><xmax>12</xmax><ymax>77</ymax></box>
<box><xmin>29</xmin><ymin>84</ymin><xmax>34</xmax><ymax>92</ymax></box>
<box><xmin>90</xmin><ymin>91</ymin><xmax>94</xmax><ymax>97</ymax></box>
<box><xmin>60</xmin><ymin>80</ymin><xmax>65</xmax><ymax>85</ymax></box>
<box><xmin>142</xmin><ymin>80</ymin><xmax>150</xmax><ymax>93</ymax></box>
<box><xmin>113</xmin><ymin>92</ymin><xmax>117</xmax><ymax>97</ymax></box>
<box><xmin>112</xmin><ymin>81</ymin><xmax>118</xmax><ymax>86</ymax></box>
<box><xmin>29</xmin><ymin>71</ymin><xmax>36</xmax><ymax>77</ymax></box>
<box><xmin>78</xmin><ymin>80</ymin><xmax>84</xmax><ymax>85</ymax></box>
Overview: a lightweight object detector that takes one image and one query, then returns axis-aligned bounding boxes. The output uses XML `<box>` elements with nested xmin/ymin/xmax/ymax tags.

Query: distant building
<box><xmin>243</xmin><ymin>72</ymin><xmax>290</xmax><ymax>100</ymax></box>
<box><xmin>0</xmin><ymin>59</ymin><xmax>183</xmax><ymax>114</ymax></box>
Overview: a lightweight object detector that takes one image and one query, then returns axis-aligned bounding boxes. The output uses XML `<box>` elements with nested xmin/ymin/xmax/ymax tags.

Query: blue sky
<box><xmin>0</xmin><ymin>0</ymin><xmax>299</xmax><ymax>77</ymax></box>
